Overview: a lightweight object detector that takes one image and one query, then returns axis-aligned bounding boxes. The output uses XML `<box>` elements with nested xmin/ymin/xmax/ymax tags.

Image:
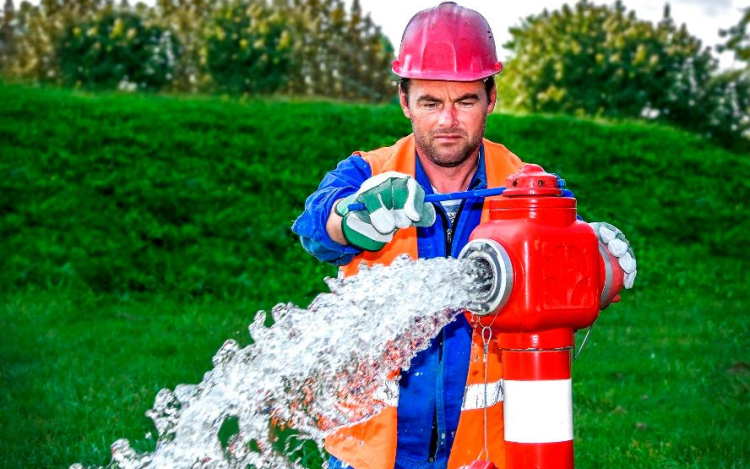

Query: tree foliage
<box><xmin>501</xmin><ymin>0</ymin><xmax>749</xmax><ymax>150</ymax></box>
<box><xmin>150</xmin><ymin>0</ymin><xmax>219</xmax><ymax>91</ymax></box>
<box><xmin>58</xmin><ymin>11</ymin><xmax>179</xmax><ymax>90</ymax></box>
<box><xmin>712</xmin><ymin>7</ymin><xmax>750</xmax><ymax>146</ymax></box>
<box><xmin>0</xmin><ymin>0</ymin><xmax>104</xmax><ymax>82</ymax></box>
<box><xmin>718</xmin><ymin>6</ymin><xmax>750</xmax><ymax>69</ymax></box>
<box><xmin>0</xmin><ymin>0</ymin><xmax>395</xmax><ymax>101</ymax></box>
<box><xmin>204</xmin><ymin>0</ymin><xmax>291</xmax><ymax>94</ymax></box>
<box><xmin>279</xmin><ymin>0</ymin><xmax>395</xmax><ymax>101</ymax></box>
<box><xmin>0</xmin><ymin>1</ymin><xmax>16</xmax><ymax>71</ymax></box>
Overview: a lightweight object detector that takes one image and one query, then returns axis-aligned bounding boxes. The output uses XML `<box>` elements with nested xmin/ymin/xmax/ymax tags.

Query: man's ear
<box><xmin>399</xmin><ymin>87</ymin><xmax>411</xmax><ymax>119</ymax></box>
<box><xmin>487</xmin><ymin>82</ymin><xmax>497</xmax><ymax>114</ymax></box>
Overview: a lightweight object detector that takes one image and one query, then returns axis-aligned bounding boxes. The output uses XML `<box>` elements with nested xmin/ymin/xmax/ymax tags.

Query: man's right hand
<box><xmin>334</xmin><ymin>172</ymin><xmax>436</xmax><ymax>251</ymax></box>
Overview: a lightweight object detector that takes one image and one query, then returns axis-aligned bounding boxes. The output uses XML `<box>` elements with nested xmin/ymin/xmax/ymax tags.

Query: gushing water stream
<box><xmin>71</xmin><ymin>255</ymin><xmax>491</xmax><ymax>469</ymax></box>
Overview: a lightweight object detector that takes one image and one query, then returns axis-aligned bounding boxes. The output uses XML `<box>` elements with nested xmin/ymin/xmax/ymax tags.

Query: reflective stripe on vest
<box><xmin>374</xmin><ymin>378</ymin><xmax>505</xmax><ymax>412</ymax></box>
<box><xmin>461</xmin><ymin>380</ymin><xmax>504</xmax><ymax>411</ymax></box>
<box><xmin>325</xmin><ymin>134</ymin><xmax>524</xmax><ymax>469</ymax></box>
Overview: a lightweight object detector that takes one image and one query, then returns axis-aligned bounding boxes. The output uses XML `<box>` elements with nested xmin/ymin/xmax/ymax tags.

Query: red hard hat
<box><xmin>392</xmin><ymin>2</ymin><xmax>503</xmax><ymax>81</ymax></box>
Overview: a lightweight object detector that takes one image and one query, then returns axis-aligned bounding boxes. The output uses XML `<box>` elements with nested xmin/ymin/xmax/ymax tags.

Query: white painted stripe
<box><xmin>461</xmin><ymin>380</ymin><xmax>504</xmax><ymax>411</ymax></box>
<box><xmin>373</xmin><ymin>379</ymin><xmax>400</xmax><ymax>407</ymax></box>
<box><xmin>403</xmin><ymin>177</ymin><xmax>420</xmax><ymax>221</ymax></box>
<box><xmin>503</xmin><ymin>379</ymin><xmax>573</xmax><ymax>443</ymax></box>
<box><xmin>368</xmin><ymin>202</ymin><xmax>396</xmax><ymax>234</ymax></box>
<box><xmin>392</xmin><ymin>208</ymin><xmax>412</xmax><ymax>228</ymax></box>
<box><xmin>346</xmin><ymin>214</ymin><xmax>394</xmax><ymax>242</ymax></box>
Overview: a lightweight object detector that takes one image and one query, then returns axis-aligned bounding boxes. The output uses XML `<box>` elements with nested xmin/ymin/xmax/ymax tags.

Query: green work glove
<box><xmin>589</xmin><ymin>221</ymin><xmax>637</xmax><ymax>289</ymax></box>
<box><xmin>335</xmin><ymin>171</ymin><xmax>436</xmax><ymax>251</ymax></box>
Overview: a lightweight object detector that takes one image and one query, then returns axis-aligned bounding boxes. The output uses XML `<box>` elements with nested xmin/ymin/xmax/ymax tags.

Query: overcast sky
<box><xmin>21</xmin><ymin>0</ymin><xmax>746</xmax><ymax>69</ymax></box>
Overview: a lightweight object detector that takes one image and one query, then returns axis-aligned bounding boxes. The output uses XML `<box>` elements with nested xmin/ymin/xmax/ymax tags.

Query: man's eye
<box><xmin>422</xmin><ymin>102</ymin><xmax>439</xmax><ymax>109</ymax></box>
<box><xmin>459</xmin><ymin>100</ymin><xmax>475</xmax><ymax>108</ymax></box>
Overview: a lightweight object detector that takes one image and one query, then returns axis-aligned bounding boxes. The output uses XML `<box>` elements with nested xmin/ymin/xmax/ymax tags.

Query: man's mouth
<box><xmin>433</xmin><ymin>134</ymin><xmax>463</xmax><ymax>140</ymax></box>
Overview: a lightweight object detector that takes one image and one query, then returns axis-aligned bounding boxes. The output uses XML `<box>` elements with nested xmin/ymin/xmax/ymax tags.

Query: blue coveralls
<box><xmin>292</xmin><ymin>146</ymin><xmax>495</xmax><ymax>469</ymax></box>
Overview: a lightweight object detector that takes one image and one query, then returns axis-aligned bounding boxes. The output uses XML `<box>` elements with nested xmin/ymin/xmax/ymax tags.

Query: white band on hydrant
<box><xmin>503</xmin><ymin>379</ymin><xmax>573</xmax><ymax>443</ymax></box>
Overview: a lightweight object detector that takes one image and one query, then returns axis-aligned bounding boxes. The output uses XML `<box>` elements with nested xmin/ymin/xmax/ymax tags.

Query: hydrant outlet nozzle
<box><xmin>458</xmin><ymin>239</ymin><xmax>514</xmax><ymax>316</ymax></box>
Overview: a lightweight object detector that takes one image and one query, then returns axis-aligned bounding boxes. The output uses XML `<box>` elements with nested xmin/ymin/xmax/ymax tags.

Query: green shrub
<box><xmin>58</xmin><ymin>11</ymin><xmax>179</xmax><ymax>90</ymax></box>
<box><xmin>502</xmin><ymin>1</ymin><xmax>749</xmax><ymax>151</ymax></box>
<box><xmin>204</xmin><ymin>0</ymin><xmax>291</xmax><ymax>94</ymax></box>
<box><xmin>1</xmin><ymin>83</ymin><xmax>748</xmax><ymax>300</ymax></box>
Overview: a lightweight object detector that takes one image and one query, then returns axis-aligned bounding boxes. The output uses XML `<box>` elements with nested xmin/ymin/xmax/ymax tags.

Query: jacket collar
<box><xmin>415</xmin><ymin>143</ymin><xmax>487</xmax><ymax>196</ymax></box>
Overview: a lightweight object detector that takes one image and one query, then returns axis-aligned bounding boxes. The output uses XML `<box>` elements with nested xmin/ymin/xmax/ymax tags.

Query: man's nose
<box><xmin>438</xmin><ymin>105</ymin><xmax>458</xmax><ymax>127</ymax></box>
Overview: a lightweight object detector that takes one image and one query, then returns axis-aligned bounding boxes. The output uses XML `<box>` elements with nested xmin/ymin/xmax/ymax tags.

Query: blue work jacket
<box><xmin>292</xmin><ymin>146</ymin><xmax>492</xmax><ymax>466</ymax></box>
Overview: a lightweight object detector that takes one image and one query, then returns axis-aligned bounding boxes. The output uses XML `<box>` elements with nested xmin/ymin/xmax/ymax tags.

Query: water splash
<box><xmin>71</xmin><ymin>255</ymin><xmax>490</xmax><ymax>469</ymax></box>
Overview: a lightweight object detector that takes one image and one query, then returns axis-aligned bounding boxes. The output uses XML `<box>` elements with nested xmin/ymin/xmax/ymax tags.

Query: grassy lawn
<box><xmin>0</xmin><ymin>83</ymin><xmax>747</xmax><ymax>468</ymax></box>
<box><xmin>574</xmin><ymin>289</ymin><xmax>747</xmax><ymax>469</ymax></box>
<box><xmin>2</xmin><ymin>287</ymin><xmax>745</xmax><ymax>468</ymax></box>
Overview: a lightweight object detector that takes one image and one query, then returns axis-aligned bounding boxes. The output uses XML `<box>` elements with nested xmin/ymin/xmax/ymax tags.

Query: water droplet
<box><xmin>211</xmin><ymin>340</ymin><xmax>240</xmax><ymax>367</ymax></box>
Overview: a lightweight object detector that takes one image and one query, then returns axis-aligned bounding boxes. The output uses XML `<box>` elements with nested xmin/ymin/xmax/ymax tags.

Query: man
<box><xmin>292</xmin><ymin>3</ymin><xmax>637</xmax><ymax>469</ymax></box>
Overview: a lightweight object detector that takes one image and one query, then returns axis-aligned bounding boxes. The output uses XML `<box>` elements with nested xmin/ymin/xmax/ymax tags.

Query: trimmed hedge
<box><xmin>1</xmin><ymin>83</ymin><xmax>748</xmax><ymax>300</ymax></box>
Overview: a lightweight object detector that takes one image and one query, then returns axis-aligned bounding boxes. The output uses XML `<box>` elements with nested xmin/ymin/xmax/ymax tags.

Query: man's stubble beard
<box><xmin>413</xmin><ymin>119</ymin><xmax>487</xmax><ymax>168</ymax></box>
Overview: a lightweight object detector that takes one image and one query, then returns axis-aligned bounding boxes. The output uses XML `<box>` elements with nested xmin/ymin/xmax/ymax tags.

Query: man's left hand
<box><xmin>589</xmin><ymin>222</ymin><xmax>637</xmax><ymax>289</ymax></box>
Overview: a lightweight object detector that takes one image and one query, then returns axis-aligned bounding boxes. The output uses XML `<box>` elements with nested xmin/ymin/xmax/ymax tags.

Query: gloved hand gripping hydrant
<box><xmin>456</xmin><ymin>164</ymin><xmax>631</xmax><ymax>469</ymax></box>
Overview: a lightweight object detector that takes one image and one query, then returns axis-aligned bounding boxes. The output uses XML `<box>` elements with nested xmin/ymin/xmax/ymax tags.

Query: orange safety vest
<box><xmin>325</xmin><ymin>134</ymin><xmax>524</xmax><ymax>469</ymax></box>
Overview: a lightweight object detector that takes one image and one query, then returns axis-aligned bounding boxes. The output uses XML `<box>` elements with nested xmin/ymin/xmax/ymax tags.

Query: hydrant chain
<box><xmin>480</xmin><ymin>325</ymin><xmax>493</xmax><ymax>461</ymax></box>
<box><xmin>574</xmin><ymin>323</ymin><xmax>596</xmax><ymax>360</ymax></box>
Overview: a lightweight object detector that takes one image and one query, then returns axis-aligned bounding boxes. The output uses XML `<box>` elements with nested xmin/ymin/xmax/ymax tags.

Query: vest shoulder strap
<box><xmin>482</xmin><ymin>138</ymin><xmax>525</xmax><ymax>188</ymax></box>
<box><xmin>354</xmin><ymin>134</ymin><xmax>416</xmax><ymax>176</ymax></box>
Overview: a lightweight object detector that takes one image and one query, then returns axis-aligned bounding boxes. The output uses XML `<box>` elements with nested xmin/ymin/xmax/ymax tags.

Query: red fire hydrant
<box><xmin>457</xmin><ymin>164</ymin><xmax>626</xmax><ymax>469</ymax></box>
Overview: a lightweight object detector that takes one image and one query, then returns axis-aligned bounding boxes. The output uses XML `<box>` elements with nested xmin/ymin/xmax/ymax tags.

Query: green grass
<box><xmin>0</xmin><ymin>83</ymin><xmax>747</xmax><ymax>468</ymax></box>
<box><xmin>1</xmin><ymin>291</ymin><xmax>253</xmax><ymax>467</ymax></box>
<box><xmin>573</xmin><ymin>290</ymin><xmax>747</xmax><ymax>468</ymax></box>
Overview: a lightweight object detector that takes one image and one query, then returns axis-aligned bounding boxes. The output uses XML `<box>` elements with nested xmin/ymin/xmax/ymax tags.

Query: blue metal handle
<box><xmin>347</xmin><ymin>186</ymin><xmax>508</xmax><ymax>212</ymax></box>
<box><xmin>346</xmin><ymin>178</ymin><xmax>571</xmax><ymax>212</ymax></box>
<box><xmin>425</xmin><ymin>186</ymin><xmax>507</xmax><ymax>203</ymax></box>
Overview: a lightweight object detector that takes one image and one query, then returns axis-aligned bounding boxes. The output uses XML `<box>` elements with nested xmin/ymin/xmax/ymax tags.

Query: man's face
<box><xmin>399</xmin><ymin>79</ymin><xmax>496</xmax><ymax>168</ymax></box>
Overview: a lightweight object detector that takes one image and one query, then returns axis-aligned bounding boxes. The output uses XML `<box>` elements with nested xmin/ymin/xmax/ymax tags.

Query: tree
<box><xmin>501</xmin><ymin>0</ymin><xmax>748</xmax><ymax>150</ymax></box>
<box><xmin>714</xmin><ymin>7</ymin><xmax>750</xmax><ymax>146</ymax></box>
<box><xmin>154</xmin><ymin>0</ymin><xmax>218</xmax><ymax>91</ymax></box>
<box><xmin>718</xmin><ymin>6</ymin><xmax>749</xmax><ymax>70</ymax></box>
<box><xmin>2</xmin><ymin>0</ymin><xmax>106</xmax><ymax>82</ymax></box>
<box><xmin>703</xmin><ymin>69</ymin><xmax>750</xmax><ymax>148</ymax></box>
<box><xmin>57</xmin><ymin>10</ymin><xmax>180</xmax><ymax>90</ymax></box>
<box><xmin>204</xmin><ymin>0</ymin><xmax>292</xmax><ymax>94</ymax></box>
<box><xmin>0</xmin><ymin>0</ymin><xmax>16</xmax><ymax>73</ymax></box>
<box><xmin>1</xmin><ymin>0</ymin><xmax>396</xmax><ymax>102</ymax></box>
<box><xmin>278</xmin><ymin>0</ymin><xmax>394</xmax><ymax>102</ymax></box>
